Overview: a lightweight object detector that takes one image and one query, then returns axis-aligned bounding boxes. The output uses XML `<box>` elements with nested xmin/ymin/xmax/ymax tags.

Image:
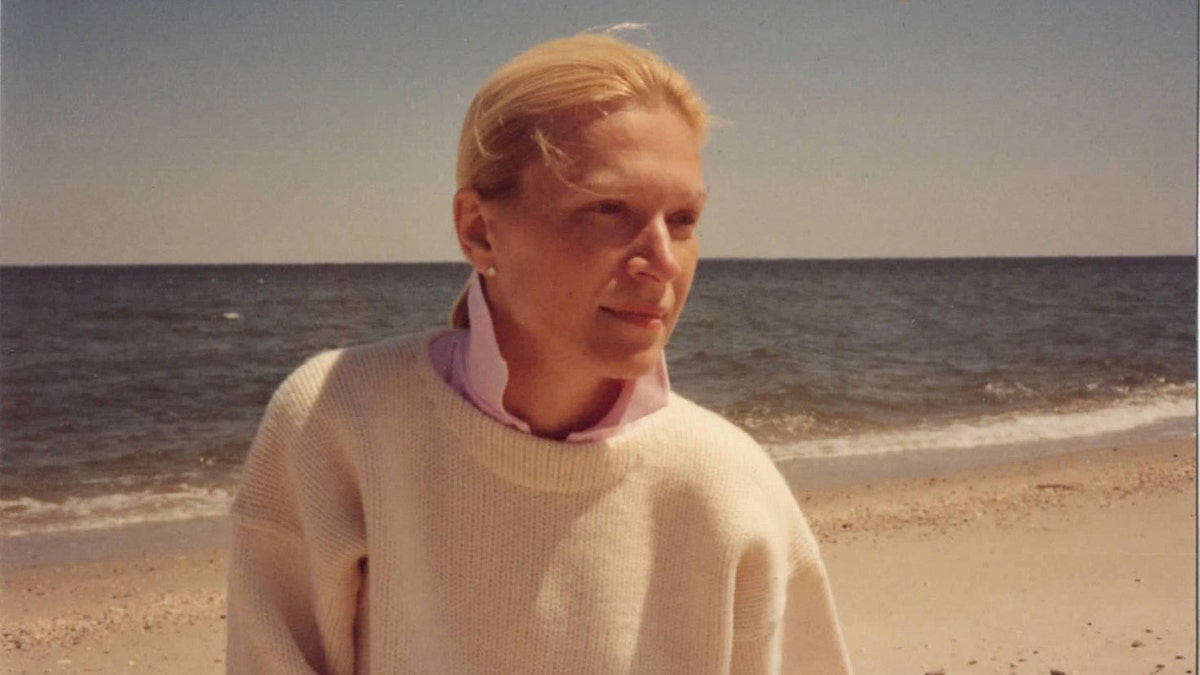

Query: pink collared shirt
<box><xmin>428</xmin><ymin>274</ymin><xmax>670</xmax><ymax>442</ymax></box>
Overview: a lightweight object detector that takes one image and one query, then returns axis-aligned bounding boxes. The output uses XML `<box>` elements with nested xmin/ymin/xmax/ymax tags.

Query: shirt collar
<box><xmin>462</xmin><ymin>273</ymin><xmax>670</xmax><ymax>441</ymax></box>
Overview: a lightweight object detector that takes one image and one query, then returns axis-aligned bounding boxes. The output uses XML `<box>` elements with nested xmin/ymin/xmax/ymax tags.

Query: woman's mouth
<box><xmin>602</xmin><ymin>306</ymin><xmax>667</xmax><ymax>328</ymax></box>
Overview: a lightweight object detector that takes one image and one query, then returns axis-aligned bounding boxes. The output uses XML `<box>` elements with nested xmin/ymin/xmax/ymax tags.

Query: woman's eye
<box><xmin>669</xmin><ymin>211</ymin><xmax>699</xmax><ymax>228</ymax></box>
<box><xmin>595</xmin><ymin>201</ymin><xmax>623</xmax><ymax>215</ymax></box>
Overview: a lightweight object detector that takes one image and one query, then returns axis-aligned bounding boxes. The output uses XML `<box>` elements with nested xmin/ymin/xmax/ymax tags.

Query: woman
<box><xmin>227</xmin><ymin>32</ymin><xmax>852</xmax><ymax>674</ymax></box>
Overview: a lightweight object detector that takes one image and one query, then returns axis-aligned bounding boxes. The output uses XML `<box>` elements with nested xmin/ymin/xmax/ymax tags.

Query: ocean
<box><xmin>0</xmin><ymin>257</ymin><xmax>1195</xmax><ymax>537</ymax></box>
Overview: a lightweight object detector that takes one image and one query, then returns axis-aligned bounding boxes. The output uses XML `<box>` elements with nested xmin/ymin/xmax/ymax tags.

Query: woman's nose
<box><xmin>626</xmin><ymin>216</ymin><xmax>683</xmax><ymax>282</ymax></box>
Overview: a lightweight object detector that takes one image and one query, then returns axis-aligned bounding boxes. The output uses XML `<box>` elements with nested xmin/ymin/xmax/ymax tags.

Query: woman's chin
<box><xmin>590</xmin><ymin>345</ymin><xmax>665</xmax><ymax>381</ymax></box>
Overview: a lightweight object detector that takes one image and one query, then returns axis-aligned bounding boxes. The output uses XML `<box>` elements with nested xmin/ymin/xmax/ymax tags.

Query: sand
<box><xmin>805</xmin><ymin>439</ymin><xmax>1197</xmax><ymax>674</ymax></box>
<box><xmin>2</xmin><ymin>438</ymin><xmax>1195</xmax><ymax>674</ymax></box>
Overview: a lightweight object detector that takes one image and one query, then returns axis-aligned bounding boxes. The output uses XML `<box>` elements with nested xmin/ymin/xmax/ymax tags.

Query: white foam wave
<box><xmin>766</xmin><ymin>389</ymin><xmax>1196</xmax><ymax>462</ymax></box>
<box><xmin>0</xmin><ymin>485</ymin><xmax>233</xmax><ymax>538</ymax></box>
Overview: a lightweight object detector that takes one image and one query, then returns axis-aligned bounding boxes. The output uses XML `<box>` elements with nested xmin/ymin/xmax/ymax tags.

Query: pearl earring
<box><xmin>484</xmin><ymin>266</ymin><xmax>497</xmax><ymax>278</ymax></box>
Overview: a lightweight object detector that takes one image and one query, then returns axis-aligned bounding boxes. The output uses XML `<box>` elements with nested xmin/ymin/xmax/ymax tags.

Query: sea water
<box><xmin>1</xmin><ymin>257</ymin><xmax>1194</xmax><ymax>536</ymax></box>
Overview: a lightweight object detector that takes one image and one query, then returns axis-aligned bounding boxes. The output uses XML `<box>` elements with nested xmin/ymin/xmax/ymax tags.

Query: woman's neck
<box><xmin>501</xmin><ymin>367</ymin><xmax>623</xmax><ymax>440</ymax></box>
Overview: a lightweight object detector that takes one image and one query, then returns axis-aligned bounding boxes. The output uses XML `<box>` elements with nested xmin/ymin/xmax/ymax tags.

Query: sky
<box><xmin>2</xmin><ymin>0</ymin><xmax>1196</xmax><ymax>265</ymax></box>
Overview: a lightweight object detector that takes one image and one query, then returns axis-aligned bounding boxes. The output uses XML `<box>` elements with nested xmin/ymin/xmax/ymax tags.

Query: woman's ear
<box><xmin>453</xmin><ymin>188</ymin><xmax>495</xmax><ymax>274</ymax></box>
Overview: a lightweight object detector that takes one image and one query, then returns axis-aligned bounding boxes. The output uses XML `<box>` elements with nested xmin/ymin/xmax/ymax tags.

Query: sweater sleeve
<box><xmin>226</xmin><ymin>353</ymin><xmax>368</xmax><ymax>675</ymax></box>
<box><xmin>779</xmin><ymin>519</ymin><xmax>853</xmax><ymax>675</ymax></box>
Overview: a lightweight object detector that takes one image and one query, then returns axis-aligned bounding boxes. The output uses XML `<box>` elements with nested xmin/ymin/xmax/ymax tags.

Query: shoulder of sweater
<box><xmin>657</xmin><ymin>394</ymin><xmax>817</xmax><ymax>566</ymax></box>
<box><xmin>231</xmin><ymin>337</ymin><xmax>431</xmax><ymax>535</ymax></box>
<box><xmin>270</xmin><ymin>333</ymin><xmax>430</xmax><ymax>410</ymax></box>
<box><xmin>661</xmin><ymin>393</ymin><xmax>769</xmax><ymax>462</ymax></box>
<box><xmin>659</xmin><ymin>393</ymin><xmax>796</xmax><ymax>500</ymax></box>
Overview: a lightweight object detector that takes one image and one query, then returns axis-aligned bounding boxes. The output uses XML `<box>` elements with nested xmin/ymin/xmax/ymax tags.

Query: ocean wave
<box><xmin>0</xmin><ymin>485</ymin><xmax>233</xmax><ymax>538</ymax></box>
<box><xmin>765</xmin><ymin>386</ymin><xmax>1196</xmax><ymax>462</ymax></box>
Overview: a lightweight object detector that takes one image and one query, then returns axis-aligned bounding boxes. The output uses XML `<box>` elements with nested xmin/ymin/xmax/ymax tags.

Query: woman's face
<box><xmin>480</xmin><ymin>103</ymin><xmax>706</xmax><ymax>384</ymax></box>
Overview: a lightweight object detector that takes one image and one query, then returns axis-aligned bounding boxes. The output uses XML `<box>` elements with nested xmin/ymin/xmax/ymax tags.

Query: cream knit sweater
<box><xmin>226</xmin><ymin>333</ymin><xmax>852</xmax><ymax>674</ymax></box>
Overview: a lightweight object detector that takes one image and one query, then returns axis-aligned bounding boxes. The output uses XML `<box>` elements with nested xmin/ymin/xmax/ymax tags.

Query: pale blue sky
<box><xmin>2</xmin><ymin>0</ymin><xmax>1195</xmax><ymax>264</ymax></box>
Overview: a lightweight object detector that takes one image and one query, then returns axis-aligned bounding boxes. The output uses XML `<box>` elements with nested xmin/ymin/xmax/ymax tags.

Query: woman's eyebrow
<box><xmin>571</xmin><ymin>177</ymin><xmax>709</xmax><ymax>202</ymax></box>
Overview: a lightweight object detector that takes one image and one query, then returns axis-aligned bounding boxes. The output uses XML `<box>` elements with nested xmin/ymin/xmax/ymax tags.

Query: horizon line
<box><xmin>1</xmin><ymin>253</ymin><xmax>1196</xmax><ymax>269</ymax></box>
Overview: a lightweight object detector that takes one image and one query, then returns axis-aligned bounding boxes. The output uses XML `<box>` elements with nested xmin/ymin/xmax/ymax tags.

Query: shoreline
<box><xmin>775</xmin><ymin>414</ymin><xmax>1196</xmax><ymax>490</ymax></box>
<box><xmin>2</xmin><ymin>437</ymin><xmax>1195</xmax><ymax>673</ymax></box>
<box><xmin>0</xmin><ymin>517</ymin><xmax>231</xmax><ymax>572</ymax></box>
<box><xmin>3</xmin><ymin>417</ymin><xmax>1193</xmax><ymax>553</ymax></box>
<box><xmin>792</xmin><ymin>436</ymin><xmax>1196</xmax><ymax>534</ymax></box>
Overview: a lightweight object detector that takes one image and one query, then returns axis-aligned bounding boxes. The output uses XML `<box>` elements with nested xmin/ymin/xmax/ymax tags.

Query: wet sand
<box><xmin>2</xmin><ymin>438</ymin><xmax>1194</xmax><ymax>674</ymax></box>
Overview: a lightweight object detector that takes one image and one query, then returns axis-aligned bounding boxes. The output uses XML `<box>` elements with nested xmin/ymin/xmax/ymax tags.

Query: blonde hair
<box><xmin>455</xmin><ymin>31</ymin><xmax>709</xmax><ymax>199</ymax></box>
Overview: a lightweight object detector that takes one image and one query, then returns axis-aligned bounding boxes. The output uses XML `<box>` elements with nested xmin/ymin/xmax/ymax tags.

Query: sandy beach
<box><xmin>2</xmin><ymin>438</ymin><xmax>1194</xmax><ymax>674</ymax></box>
